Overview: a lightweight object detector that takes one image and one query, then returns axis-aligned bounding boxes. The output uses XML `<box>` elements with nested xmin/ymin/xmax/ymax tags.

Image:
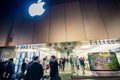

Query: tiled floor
<box><xmin>17</xmin><ymin>64</ymin><xmax>120</xmax><ymax>80</ymax></box>
<box><xmin>21</xmin><ymin>63</ymin><xmax>119</xmax><ymax>80</ymax></box>
<box><xmin>58</xmin><ymin>64</ymin><xmax>120</xmax><ymax>80</ymax></box>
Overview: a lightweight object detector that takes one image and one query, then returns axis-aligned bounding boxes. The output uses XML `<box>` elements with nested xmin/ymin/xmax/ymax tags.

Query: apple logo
<box><xmin>29</xmin><ymin>0</ymin><xmax>45</xmax><ymax>17</ymax></box>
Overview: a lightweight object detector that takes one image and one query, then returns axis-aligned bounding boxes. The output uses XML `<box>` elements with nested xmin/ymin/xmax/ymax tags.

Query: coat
<box><xmin>50</xmin><ymin>60</ymin><xmax>58</xmax><ymax>76</ymax></box>
<box><xmin>25</xmin><ymin>62</ymin><xmax>43</xmax><ymax>80</ymax></box>
<box><xmin>0</xmin><ymin>62</ymin><xmax>4</xmax><ymax>79</ymax></box>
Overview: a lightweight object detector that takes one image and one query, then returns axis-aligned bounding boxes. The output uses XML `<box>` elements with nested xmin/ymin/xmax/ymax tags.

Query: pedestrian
<box><xmin>79</xmin><ymin>57</ymin><xmax>85</xmax><ymax>74</ymax></box>
<box><xmin>75</xmin><ymin>56</ymin><xmax>79</xmax><ymax>70</ymax></box>
<box><xmin>66</xmin><ymin>57</ymin><xmax>69</xmax><ymax>66</ymax></box>
<box><xmin>70</xmin><ymin>55</ymin><xmax>75</xmax><ymax>73</ymax></box>
<box><xmin>0</xmin><ymin>58</ymin><xmax>4</xmax><ymax>80</ymax></box>
<box><xmin>3</xmin><ymin>58</ymin><xmax>15</xmax><ymax>80</ymax></box>
<box><xmin>45</xmin><ymin>56</ymin><xmax>50</xmax><ymax>72</ymax></box>
<box><xmin>27</xmin><ymin>56</ymin><xmax>36</xmax><ymax>69</ymax></box>
<box><xmin>18</xmin><ymin>59</ymin><xmax>27</xmax><ymax>80</ymax></box>
<box><xmin>49</xmin><ymin>55</ymin><xmax>59</xmax><ymax>80</ymax></box>
<box><xmin>62</xmin><ymin>57</ymin><xmax>66</xmax><ymax>71</ymax></box>
<box><xmin>42</xmin><ymin>58</ymin><xmax>47</xmax><ymax>73</ymax></box>
<box><xmin>25</xmin><ymin>56</ymin><xmax>43</xmax><ymax>80</ymax></box>
<box><xmin>58</xmin><ymin>58</ymin><xmax>62</xmax><ymax>71</ymax></box>
<box><xmin>45</xmin><ymin>56</ymin><xmax>49</xmax><ymax>65</ymax></box>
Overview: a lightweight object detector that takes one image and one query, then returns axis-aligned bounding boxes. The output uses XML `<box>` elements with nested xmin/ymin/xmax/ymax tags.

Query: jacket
<box><xmin>25</xmin><ymin>62</ymin><xmax>43</xmax><ymax>80</ymax></box>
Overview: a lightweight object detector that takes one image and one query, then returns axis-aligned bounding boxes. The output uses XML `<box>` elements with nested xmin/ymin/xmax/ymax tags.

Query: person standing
<box><xmin>42</xmin><ymin>58</ymin><xmax>47</xmax><ymax>73</ymax></box>
<box><xmin>3</xmin><ymin>58</ymin><xmax>15</xmax><ymax>80</ymax></box>
<box><xmin>0</xmin><ymin>58</ymin><xmax>4</xmax><ymax>80</ymax></box>
<box><xmin>18</xmin><ymin>59</ymin><xmax>27</xmax><ymax>80</ymax></box>
<box><xmin>58</xmin><ymin>58</ymin><xmax>62</xmax><ymax>71</ymax></box>
<box><xmin>49</xmin><ymin>55</ymin><xmax>59</xmax><ymax>80</ymax></box>
<box><xmin>45</xmin><ymin>56</ymin><xmax>49</xmax><ymax>65</ymax></box>
<box><xmin>62</xmin><ymin>57</ymin><xmax>66</xmax><ymax>71</ymax></box>
<box><xmin>21</xmin><ymin>60</ymin><xmax>27</xmax><ymax>74</ymax></box>
<box><xmin>66</xmin><ymin>57</ymin><xmax>69</xmax><ymax>67</ymax></box>
<box><xmin>45</xmin><ymin>56</ymin><xmax>50</xmax><ymax>72</ymax></box>
<box><xmin>80</xmin><ymin>57</ymin><xmax>85</xmax><ymax>74</ymax></box>
<box><xmin>75</xmin><ymin>56</ymin><xmax>80</xmax><ymax>70</ymax></box>
<box><xmin>25</xmin><ymin>56</ymin><xmax>43</xmax><ymax>80</ymax></box>
<box><xmin>70</xmin><ymin>55</ymin><xmax>75</xmax><ymax>73</ymax></box>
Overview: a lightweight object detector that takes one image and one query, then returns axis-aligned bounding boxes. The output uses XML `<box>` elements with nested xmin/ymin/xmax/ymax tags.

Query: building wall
<box><xmin>0</xmin><ymin>0</ymin><xmax>120</xmax><ymax>47</ymax></box>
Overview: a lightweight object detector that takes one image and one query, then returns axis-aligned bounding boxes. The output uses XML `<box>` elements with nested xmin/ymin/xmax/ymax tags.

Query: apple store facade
<box><xmin>0</xmin><ymin>0</ymin><xmax>120</xmax><ymax>46</ymax></box>
<box><xmin>0</xmin><ymin>0</ymin><xmax>120</xmax><ymax>78</ymax></box>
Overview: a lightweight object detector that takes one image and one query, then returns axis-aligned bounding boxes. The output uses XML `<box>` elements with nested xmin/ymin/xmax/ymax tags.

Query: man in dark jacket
<box><xmin>21</xmin><ymin>59</ymin><xmax>27</xmax><ymax>74</ymax></box>
<box><xmin>25</xmin><ymin>56</ymin><xmax>43</xmax><ymax>80</ymax></box>
<box><xmin>50</xmin><ymin>55</ymin><xmax>59</xmax><ymax>80</ymax></box>
<box><xmin>0</xmin><ymin>58</ymin><xmax>4</xmax><ymax>80</ymax></box>
<box><xmin>62</xmin><ymin>58</ymin><xmax>66</xmax><ymax>71</ymax></box>
<box><xmin>3</xmin><ymin>58</ymin><xmax>15</xmax><ymax>80</ymax></box>
<box><xmin>18</xmin><ymin>59</ymin><xmax>27</xmax><ymax>80</ymax></box>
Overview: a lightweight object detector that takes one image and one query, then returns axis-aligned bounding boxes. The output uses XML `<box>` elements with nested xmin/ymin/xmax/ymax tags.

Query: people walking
<box><xmin>0</xmin><ymin>58</ymin><xmax>4</xmax><ymax>80</ymax></box>
<box><xmin>66</xmin><ymin>57</ymin><xmax>69</xmax><ymax>67</ymax></box>
<box><xmin>75</xmin><ymin>56</ymin><xmax>80</xmax><ymax>70</ymax></box>
<box><xmin>58</xmin><ymin>58</ymin><xmax>62</xmax><ymax>71</ymax></box>
<box><xmin>3</xmin><ymin>58</ymin><xmax>15</xmax><ymax>80</ymax></box>
<box><xmin>42</xmin><ymin>58</ymin><xmax>47</xmax><ymax>73</ymax></box>
<box><xmin>49</xmin><ymin>55</ymin><xmax>59</xmax><ymax>80</ymax></box>
<box><xmin>62</xmin><ymin>57</ymin><xmax>66</xmax><ymax>71</ymax></box>
<box><xmin>21</xmin><ymin>59</ymin><xmax>27</xmax><ymax>74</ymax></box>
<box><xmin>18</xmin><ymin>59</ymin><xmax>27</xmax><ymax>80</ymax></box>
<box><xmin>25</xmin><ymin>56</ymin><xmax>43</xmax><ymax>80</ymax></box>
<box><xmin>70</xmin><ymin>55</ymin><xmax>75</xmax><ymax>73</ymax></box>
<box><xmin>80</xmin><ymin>57</ymin><xmax>85</xmax><ymax>74</ymax></box>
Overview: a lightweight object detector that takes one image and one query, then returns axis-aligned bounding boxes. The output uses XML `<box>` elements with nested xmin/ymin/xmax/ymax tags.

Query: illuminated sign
<box><xmin>90</xmin><ymin>39</ymin><xmax>120</xmax><ymax>45</ymax></box>
<box><xmin>29</xmin><ymin>0</ymin><xmax>45</xmax><ymax>17</ymax></box>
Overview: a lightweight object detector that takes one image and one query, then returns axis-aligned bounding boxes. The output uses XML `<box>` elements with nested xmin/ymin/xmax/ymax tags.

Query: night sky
<box><xmin>0</xmin><ymin>0</ymin><xmax>72</xmax><ymax>22</ymax></box>
<box><xmin>0</xmin><ymin>0</ymin><xmax>38</xmax><ymax>21</ymax></box>
<box><xmin>0</xmin><ymin>0</ymin><xmax>119</xmax><ymax>23</ymax></box>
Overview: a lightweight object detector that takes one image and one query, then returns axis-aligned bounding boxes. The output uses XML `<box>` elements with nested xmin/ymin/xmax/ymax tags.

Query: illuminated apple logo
<box><xmin>29</xmin><ymin>0</ymin><xmax>45</xmax><ymax>17</ymax></box>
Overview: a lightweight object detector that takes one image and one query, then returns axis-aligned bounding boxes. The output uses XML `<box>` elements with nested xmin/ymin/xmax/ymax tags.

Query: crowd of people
<box><xmin>0</xmin><ymin>55</ymin><xmax>87</xmax><ymax>80</ymax></box>
<box><xmin>0</xmin><ymin>58</ymin><xmax>15</xmax><ymax>80</ymax></box>
<box><xmin>57</xmin><ymin>55</ymin><xmax>86</xmax><ymax>74</ymax></box>
<box><xmin>0</xmin><ymin>55</ymin><xmax>61</xmax><ymax>80</ymax></box>
<box><xmin>58</xmin><ymin>57</ymin><xmax>68</xmax><ymax>71</ymax></box>
<box><xmin>70</xmin><ymin>55</ymin><xmax>86</xmax><ymax>74</ymax></box>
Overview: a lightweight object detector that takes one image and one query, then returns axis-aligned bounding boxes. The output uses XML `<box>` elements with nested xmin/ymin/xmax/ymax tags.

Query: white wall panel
<box><xmin>0</xmin><ymin>21</ymin><xmax>12</xmax><ymax>47</ymax></box>
<box><xmin>80</xmin><ymin>0</ymin><xmax>108</xmax><ymax>40</ymax></box>
<box><xmin>65</xmin><ymin>1</ymin><xmax>86</xmax><ymax>41</ymax></box>
<box><xmin>98</xmin><ymin>0</ymin><xmax>120</xmax><ymax>38</ymax></box>
<box><xmin>18</xmin><ymin>17</ymin><xmax>34</xmax><ymax>45</ymax></box>
<box><xmin>10</xmin><ymin>16</ymin><xmax>24</xmax><ymax>46</ymax></box>
<box><xmin>33</xmin><ymin>9</ymin><xmax>49</xmax><ymax>44</ymax></box>
<box><xmin>49</xmin><ymin>4</ymin><xmax>66</xmax><ymax>43</ymax></box>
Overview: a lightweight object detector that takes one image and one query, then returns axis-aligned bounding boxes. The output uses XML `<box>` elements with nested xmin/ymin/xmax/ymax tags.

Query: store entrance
<box><xmin>0</xmin><ymin>39</ymin><xmax>120</xmax><ymax>79</ymax></box>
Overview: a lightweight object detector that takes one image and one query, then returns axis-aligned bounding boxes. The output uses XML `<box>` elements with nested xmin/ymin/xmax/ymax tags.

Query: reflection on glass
<box><xmin>15</xmin><ymin>59</ymin><xmax>19</xmax><ymax>65</ymax></box>
<box><xmin>21</xmin><ymin>52</ymin><xmax>26</xmax><ymax>59</ymax></box>
<box><xmin>35</xmin><ymin>52</ymin><xmax>40</xmax><ymax>56</ymax></box>
<box><xmin>15</xmin><ymin>65</ymin><xmax>18</xmax><ymax>73</ymax></box>
<box><xmin>16</xmin><ymin>53</ymin><xmax>20</xmax><ymax>58</ymax></box>
<box><xmin>30</xmin><ymin>52</ymin><xmax>35</xmax><ymax>58</ymax></box>
<box><xmin>29</xmin><ymin>59</ymin><xmax>33</xmax><ymax>62</ymax></box>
